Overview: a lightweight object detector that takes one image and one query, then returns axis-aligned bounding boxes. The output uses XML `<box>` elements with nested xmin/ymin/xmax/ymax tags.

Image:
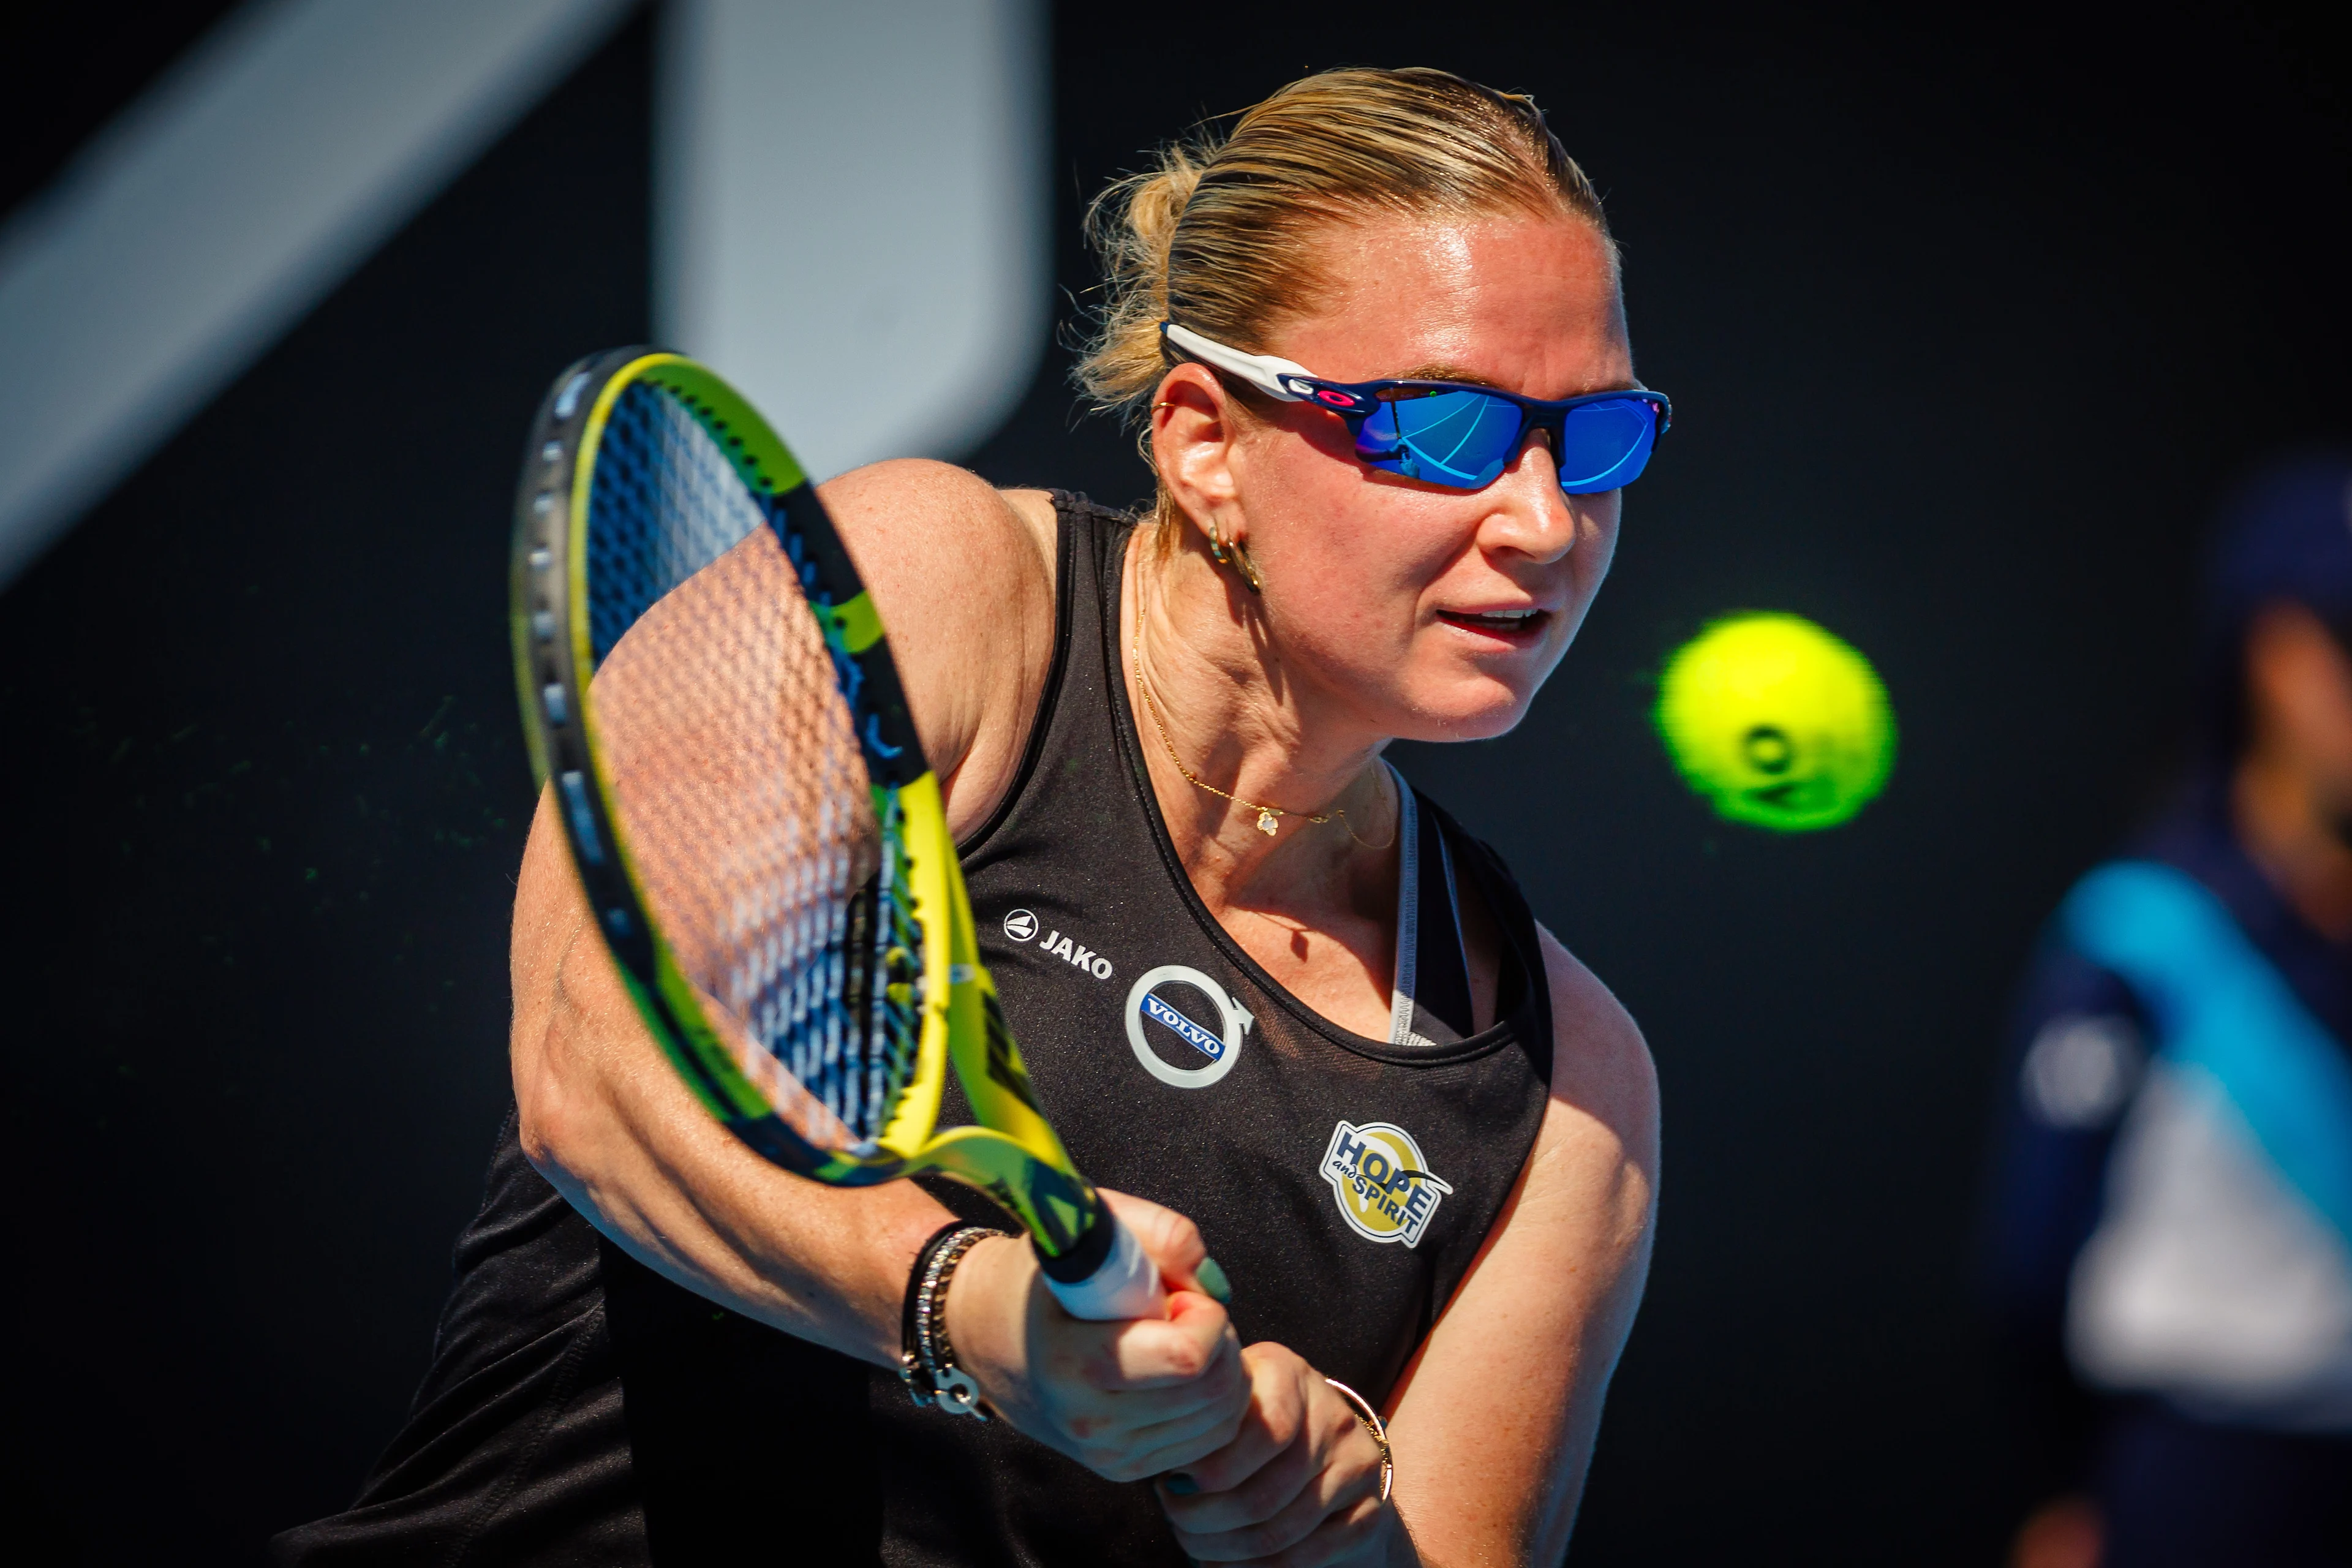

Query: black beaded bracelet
<box><xmin>897</xmin><ymin>1223</ymin><xmax>1008</xmax><ymax>1418</ymax></box>
<box><xmin>899</xmin><ymin>1221</ymin><xmax>967</xmax><ymax>1382</ymax></box>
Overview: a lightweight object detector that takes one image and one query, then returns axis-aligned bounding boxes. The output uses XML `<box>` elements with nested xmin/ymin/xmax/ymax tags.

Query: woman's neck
<box><xmin>1121</xmin><ymin>526</ymin><xmax>1400</xmax><ymax>920</ymax></box>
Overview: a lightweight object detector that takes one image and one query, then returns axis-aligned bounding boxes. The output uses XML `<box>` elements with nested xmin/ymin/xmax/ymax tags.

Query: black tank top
<box><xmin>274</xmin><ymin>496</ymin><xmax>1555</xmax><ymax>1567</ymax></box>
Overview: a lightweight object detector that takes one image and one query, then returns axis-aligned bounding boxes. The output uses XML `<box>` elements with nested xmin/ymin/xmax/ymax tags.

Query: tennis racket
<box><xmin>510</xmin><ymin>348</ymin><xmax>1161</xmax><ymax>1320</ymax></box>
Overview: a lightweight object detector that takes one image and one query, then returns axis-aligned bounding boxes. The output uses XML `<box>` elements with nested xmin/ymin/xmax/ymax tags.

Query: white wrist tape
<box><xmin>1041</xmin><ymin>1216</ymin><xmax>1164</xmax><ymax>1321</ymax></box>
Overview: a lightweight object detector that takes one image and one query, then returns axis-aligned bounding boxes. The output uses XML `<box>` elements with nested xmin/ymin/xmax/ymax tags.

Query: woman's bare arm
<box><xmin>510</xmin><ymin>462</ymin><xmax>1250</xmax><ymax>1477</ymax></box>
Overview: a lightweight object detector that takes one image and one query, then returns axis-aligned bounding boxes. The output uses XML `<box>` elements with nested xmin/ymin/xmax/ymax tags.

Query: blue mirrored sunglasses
<box><xmin>1161</xmin><ymin>322</ymin><xmax>1670</xmax><ymax>496</ymax></box>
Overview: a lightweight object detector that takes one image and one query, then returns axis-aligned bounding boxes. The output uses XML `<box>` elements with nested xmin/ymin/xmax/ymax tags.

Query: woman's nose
<box><xmin>1488</xmin><ymin>430</ymin><xmax>1577</xmax><ymax>560</ymax></box>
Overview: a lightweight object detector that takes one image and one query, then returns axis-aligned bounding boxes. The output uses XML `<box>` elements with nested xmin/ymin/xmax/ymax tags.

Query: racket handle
<box><xmin>1037</xmin><ymin>1212</ymin><xmax>1166</xmax><ymax>1321</ymax></box>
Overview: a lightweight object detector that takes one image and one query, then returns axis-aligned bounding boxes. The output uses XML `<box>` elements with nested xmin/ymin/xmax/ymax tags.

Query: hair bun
<box><xmin>1076</xmin><ymin>148</ymin><xmax>1205</xmax><ymax>416</ymax></box>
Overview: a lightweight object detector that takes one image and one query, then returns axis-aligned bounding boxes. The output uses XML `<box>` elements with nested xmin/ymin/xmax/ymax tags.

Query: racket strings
<box><xmin>867</xmin><ymin>795</ymin><xmax>924</xmax><ymax>1126</ymax></box>
<box><xmin>586</xmin><ymin>383</ymin><xmax>916</xmax><ymax>1148</ymax></box>
<box><xmin>587</xmin><ymin>385</ymin><xmax>759</xmax><ymax>662</ymax></box>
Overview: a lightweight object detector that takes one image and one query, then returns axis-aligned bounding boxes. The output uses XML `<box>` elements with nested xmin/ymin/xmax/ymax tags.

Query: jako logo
<box><xmin>1001</xmin><ymin>909</ymin><xmax>1039</xmax><ymax>943</ymax></box>
<box><xmin>1320</xmin><ymin>1120</ymin><xmax>1452</xmax><ymax>1248</ymax></box>
<box><xmin>1033</xmin><ymin>926</ymin><xmax>1112</xmax><ymax>980</ymax></box>
<box><xmin>1124</xmin><ymin>965</ymin><xmax>1253</xmax><ymax>1089</ymax></box>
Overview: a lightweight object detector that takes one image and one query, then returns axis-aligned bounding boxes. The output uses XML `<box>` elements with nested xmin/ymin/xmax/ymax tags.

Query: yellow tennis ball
<box><xmin>1654</xmin><ymin>612</ymin><xmax>1894</xmax><ymax>832</ymax></box>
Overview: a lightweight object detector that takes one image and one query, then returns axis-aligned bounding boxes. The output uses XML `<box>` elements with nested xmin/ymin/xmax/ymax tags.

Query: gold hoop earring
<box><xmin>1227</xmin><ymin>535</ymin><xmax>1264</xmax><ymax>595</ymax></box>
<box><xmin>1205</xmin><ymin>523</ymin><xmax>1262</xmax><ymax>594</ymax></box>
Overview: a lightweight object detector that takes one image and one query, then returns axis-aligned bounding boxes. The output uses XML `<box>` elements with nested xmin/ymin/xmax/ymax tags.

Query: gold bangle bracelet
<box><xmin>1322</xmin><ymin>1377</ymin><xmax>1394</xmax><ymax>1503</ymax></box>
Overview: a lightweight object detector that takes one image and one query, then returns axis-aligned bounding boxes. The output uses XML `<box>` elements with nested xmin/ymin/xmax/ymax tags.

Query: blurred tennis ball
<box><xmin>1654</xmin><ymin>611</ymin><xmax>1894</xmax><ymax>832</ymax></box>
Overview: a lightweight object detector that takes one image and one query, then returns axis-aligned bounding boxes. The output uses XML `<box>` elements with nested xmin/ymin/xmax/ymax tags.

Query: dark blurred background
<box><xmin>2</xmin><ymin>4</ymin><xmax>2346</xmax><ymax>1562</ymax></box>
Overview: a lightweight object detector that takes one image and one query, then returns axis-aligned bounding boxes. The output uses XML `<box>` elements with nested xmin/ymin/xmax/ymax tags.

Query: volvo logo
<box><xmin>1124</xmin><ymin>965</ymin><xmax>1253</xmax><ymax>1089</ymax></box>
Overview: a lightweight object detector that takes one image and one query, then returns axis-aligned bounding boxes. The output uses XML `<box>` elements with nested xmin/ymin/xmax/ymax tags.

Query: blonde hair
<box><xmin>1077</xmin><ymin>67</ymin><xmax>1615</xmax><ymax>535</ymax></box>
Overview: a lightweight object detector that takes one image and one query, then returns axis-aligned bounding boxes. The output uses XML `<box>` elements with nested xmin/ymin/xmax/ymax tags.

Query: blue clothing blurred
<box><xmin>1986</xmin><ymin>788</ymin><xmax>2352</xmax><ymax>1563</ymax></box>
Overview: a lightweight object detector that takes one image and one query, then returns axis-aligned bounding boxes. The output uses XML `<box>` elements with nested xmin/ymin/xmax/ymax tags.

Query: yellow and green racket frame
<box><xmin>510</xmin><ymin>350</ymin><xmax>1116</xmax><ymax>1275</ymax></box>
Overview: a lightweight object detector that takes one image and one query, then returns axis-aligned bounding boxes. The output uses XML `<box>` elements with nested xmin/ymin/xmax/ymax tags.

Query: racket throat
<box><xmin>1032</xmin><ymin>1190</ymin><xmax>1117</xmax><ymax>1284</ymax></box>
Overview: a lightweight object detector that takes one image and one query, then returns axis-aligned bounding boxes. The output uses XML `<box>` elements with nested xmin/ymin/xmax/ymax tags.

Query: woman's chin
<box><xmin>1392</xmin><ymin>682</ymin><xmax>1537</xmax><ymax>744</ymax></box>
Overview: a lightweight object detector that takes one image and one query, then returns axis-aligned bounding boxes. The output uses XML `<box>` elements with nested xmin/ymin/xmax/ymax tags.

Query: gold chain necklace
<box><xmin>1129</xmin><ymin>617</ymin><xmax>1393</xmax><ymax>848</ymax></box>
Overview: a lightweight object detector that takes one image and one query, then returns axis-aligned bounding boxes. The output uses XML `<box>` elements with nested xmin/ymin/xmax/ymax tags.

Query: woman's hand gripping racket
<box><xmin>510</xmin><ymin>349</ymin><xmax>1163</xmax><ymax>1321</ymax></box>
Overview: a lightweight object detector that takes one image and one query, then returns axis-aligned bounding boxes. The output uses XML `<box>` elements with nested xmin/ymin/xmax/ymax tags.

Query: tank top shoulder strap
<box><xmin>1418</xmin><ymin>791</ymin><xmax>1558</xmax><ymax>1087</ymax></box>
<box><xmin>955</xmin><ymin>490</ymin><xmax>1129</xmax><ymax>856</ymax></box>
<box><xmin>1386</xmin><ymin>763</ymin><xmax>1474</xmax><ymax>1050</ymax></box>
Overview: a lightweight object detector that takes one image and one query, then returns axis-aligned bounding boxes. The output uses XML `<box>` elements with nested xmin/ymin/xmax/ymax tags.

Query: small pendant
<box><xmin>1256</xmin><ymin>808</ymin><xmax>1280</xmax><ymax>835</ymax></box>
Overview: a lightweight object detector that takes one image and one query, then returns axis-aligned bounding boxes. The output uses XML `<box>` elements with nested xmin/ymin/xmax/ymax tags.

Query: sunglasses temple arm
<box><xmin>1159</xmin><ymin>323</ymin><xmax>1314</xmax><ymax>403</ymax></box>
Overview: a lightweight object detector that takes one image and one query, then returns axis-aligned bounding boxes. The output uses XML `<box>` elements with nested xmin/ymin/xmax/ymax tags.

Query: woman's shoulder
<box><xmin>818</xmin><ymin>459</ymin><xmax>1059</xmax><ymax>596</ymax></box>
<box><xmin>816</xmin><ymin>461</ymin><xmax>1064</xmax><ymax>833</ymax></box>
<box><xmin>1532</xmin><ymin>925</ymin><xmax>1658</xmax><ymax>1169</ymax></box>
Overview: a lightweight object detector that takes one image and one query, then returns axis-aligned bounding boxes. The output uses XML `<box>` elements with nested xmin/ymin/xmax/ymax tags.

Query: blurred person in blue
<box><xmin>1986</xmin><ymin>454</ymin><xmax>2352</xmax><ymax>1568</ymax></box>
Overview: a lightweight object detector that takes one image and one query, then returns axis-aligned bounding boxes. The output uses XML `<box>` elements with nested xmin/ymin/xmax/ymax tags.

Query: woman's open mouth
<box><xmin>1436</xmin><ymin>607</ymin><xmax>1550</xmax><ymax>643</ymax></box>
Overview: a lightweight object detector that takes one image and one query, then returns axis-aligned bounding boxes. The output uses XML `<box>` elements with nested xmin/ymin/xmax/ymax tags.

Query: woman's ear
<box><xmin>1150</xmin><ymin>366</ymin><xmax>1247</xmax><ymax>549</ymax></box>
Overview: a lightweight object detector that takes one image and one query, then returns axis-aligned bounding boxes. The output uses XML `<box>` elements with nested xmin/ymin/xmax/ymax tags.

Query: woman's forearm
<box><xmin>510</xmin><ymin>794</ymin><xmax>954</xmax><ymax>1365</ymax></box>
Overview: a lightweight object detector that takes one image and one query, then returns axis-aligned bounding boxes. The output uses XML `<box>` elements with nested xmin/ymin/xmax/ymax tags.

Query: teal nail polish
<box><xmin>1196</xmin><ymin>1257</ymin><xmax>1231</xmax><ymax>1304</ymax></box>
<box><xmin>1164</xmin><ymin>1472</ymin><xmax>1199</xmax><ymax>1496</ymax></box>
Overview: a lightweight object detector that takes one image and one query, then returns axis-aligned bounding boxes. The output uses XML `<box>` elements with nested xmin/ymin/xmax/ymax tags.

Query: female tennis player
<box><xmin>278</xmin><ymin>66</ymin><xmax>1659</xmax><ymax>1567</ymax></box>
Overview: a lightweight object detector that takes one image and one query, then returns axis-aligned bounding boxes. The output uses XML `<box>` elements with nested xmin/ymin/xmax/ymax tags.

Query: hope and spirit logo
<box><xmin>1319</xmin><ymin>1120</ymin><xmax>1453</xmax><ymax>1248</ymax></box>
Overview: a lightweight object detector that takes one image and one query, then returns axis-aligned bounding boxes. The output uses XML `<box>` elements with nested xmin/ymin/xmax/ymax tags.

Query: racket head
<box><xmin>510</xmin><ymin>350</ymin><xmax>951</xmax><ymax>1180</ymax></box>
